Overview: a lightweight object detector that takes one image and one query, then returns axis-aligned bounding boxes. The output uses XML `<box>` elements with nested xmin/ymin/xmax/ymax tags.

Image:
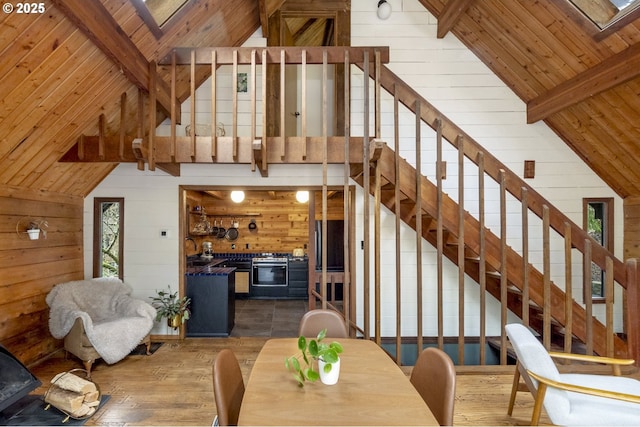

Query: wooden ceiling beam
<box><xmin>51</xmin><ymin>0</ymin><xmax>175</xmax><ymax>115</ymax></box>
<box><xmin>527</xmin><ymin>42</ymin><xmax>640</xmax><ymax>123</ymax></box>
<box><xmin>435</xmin><ymin>0</ymin><xmax>475</xmax><ymax>39</ymax></box>
<box><xmin>258</xmin><ymin>0</ymin><xmax>286</xmax><ymax>40</ymax></box>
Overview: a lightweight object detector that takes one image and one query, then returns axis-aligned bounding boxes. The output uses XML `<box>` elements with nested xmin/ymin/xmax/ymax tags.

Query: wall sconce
<box><xmin>296</xmin><ymin>191</ymin><xmax>309</xmax><ymax>203</ymax></box>
<box><xmin>377</xmin><ymin>0</ymin><xmax>392</xmax><ymax>20</ymax></box>
<box><xmin>230</xmin><ymin>190</ymin><xmax>245</xmax><ymax>203</ymax></box>
<box><xmin>16</xmin><ymin>217</ymin><xmax>48</xmax><ymax>240</ymax></box>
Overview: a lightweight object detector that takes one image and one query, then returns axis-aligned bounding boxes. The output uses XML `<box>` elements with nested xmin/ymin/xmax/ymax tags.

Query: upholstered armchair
<box><xmin>505</xmin><ymin>323</ymin><xmax>640</xmax><ymax>426</ymax></box>
<box><xmin>46</xmin><ymin>277</ymin><xmax>156</xmax><ymax>378</ymax></box>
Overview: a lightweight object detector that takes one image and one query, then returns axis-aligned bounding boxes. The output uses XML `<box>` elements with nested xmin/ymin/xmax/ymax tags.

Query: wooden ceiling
<box><xmin>421</xmin><ymin>0</ymin><xmax>640</xmax><ymax>198</ymax></box>
<box><xmin>2</xmin><ymin>0</ymin><xmax>640</xmax><ymax>199</ymax></box>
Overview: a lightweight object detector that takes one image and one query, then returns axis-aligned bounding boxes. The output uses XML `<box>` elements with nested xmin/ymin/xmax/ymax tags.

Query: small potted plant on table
<box><xmin>285</xmin><ymin>328</ymin><xmax>344</xmax><ymax>386</ymax></box>
<box><xmin>150</xmin><ymin>286</ymin><xmax>191</xmax><ymax>329</ymax></box>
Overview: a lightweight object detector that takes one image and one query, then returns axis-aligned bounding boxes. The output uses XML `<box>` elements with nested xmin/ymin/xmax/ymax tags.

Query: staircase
<box><xmin>350</xmin><ymin>63</ymin><xmax>635</xmax><ymax>361</ymax></box>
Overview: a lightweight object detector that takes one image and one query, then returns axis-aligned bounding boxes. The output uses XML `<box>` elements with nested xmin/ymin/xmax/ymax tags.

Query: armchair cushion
<box><xmin>506</xmin><ymin>323</ymin><xmax>640</xmax><ymax>426</ymax></box>
<box><xmin>46</xmin><ymin>277</ymin><xmax>156</xmax><ymax>364</ymax></box>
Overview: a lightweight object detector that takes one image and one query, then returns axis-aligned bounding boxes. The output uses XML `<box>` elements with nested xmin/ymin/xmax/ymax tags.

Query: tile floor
<box><xmin>231</xmin><ymin>298</ymin><xmax>308</xmax><ymax>337</ymax></box>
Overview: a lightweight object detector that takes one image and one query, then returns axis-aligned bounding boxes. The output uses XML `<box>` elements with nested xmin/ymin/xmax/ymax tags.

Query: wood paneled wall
<box><xmin>185</xmin><ymin>189</ymin><xmax>344</xmax><ymax>254</ymax></box>
<box><xmin>0</xmin><ymin>186</ymin><xmax>83</xmax><ymax>366</ymax></box>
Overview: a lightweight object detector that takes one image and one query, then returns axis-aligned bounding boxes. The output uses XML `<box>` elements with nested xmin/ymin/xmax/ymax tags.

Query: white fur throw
<box><xmin>46</xmin><ymin>277</ymin><xmax>156</xmax><ymax>364</ymax></box>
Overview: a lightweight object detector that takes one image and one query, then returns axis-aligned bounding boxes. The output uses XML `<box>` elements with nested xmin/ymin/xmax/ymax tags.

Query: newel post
<box><xmin>625</xmin><ymin>258</ymin><xmax>640</xmax><ymax>365</ymax></box>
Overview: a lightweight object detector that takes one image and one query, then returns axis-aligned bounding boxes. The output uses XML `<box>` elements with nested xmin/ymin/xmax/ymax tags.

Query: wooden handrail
<box><xmin>363</xmin><ymin>63</ymin><xmax>627</xmax><ymax>289</ymax></box>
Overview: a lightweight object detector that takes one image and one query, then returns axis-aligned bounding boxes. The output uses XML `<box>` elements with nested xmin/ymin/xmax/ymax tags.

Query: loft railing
<box><xmin>150</xmin><ymin>46</ymin><xmax>639</xmax><ymax>365</ymax></box>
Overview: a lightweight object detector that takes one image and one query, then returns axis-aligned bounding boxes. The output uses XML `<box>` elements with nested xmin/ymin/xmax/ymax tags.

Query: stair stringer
<box><xmin>350</xmin><ymin>144</ymin><xmax>628</xmax><ymax>358</ymax></box>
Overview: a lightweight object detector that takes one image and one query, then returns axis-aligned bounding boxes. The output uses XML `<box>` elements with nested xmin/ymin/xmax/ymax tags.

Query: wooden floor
<box><xmin>24</xmin><ymin>337</ymin><xmax>564</xmax><ymax>426</ymax></box>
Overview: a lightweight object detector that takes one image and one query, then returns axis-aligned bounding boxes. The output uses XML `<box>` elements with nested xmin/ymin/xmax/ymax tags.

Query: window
<box><xmin>569</xmin><ymin>0</ymin><xmax>640</xmax><ymax>29</ymax></box>
<box><xmin>583</xmin><ymin>198</ymin><xmax>613</xmax><ymax>301</ymax></box>
<box><xmin>93</xmin><ymin>198</ymin><xmax>124</xmax><ymax>280</ymax></box>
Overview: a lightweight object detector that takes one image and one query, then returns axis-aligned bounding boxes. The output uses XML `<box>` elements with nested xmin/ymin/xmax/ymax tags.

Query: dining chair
<box><xmin>298</xmin><ymin>309</ymin><xmax>349</xmax><ymax>338</ymax></box>
<box><xmin>505</xmin><ymin>323</ymin><xmax>640</xmax><ymax>426</ymax></box>
<box><xmin>213</xmin><ymin>348</ymin><xmax>245</xmax><ymax>426</ymax></box>
<box><xmin>410</xmin><ymin>347</ymin><xmax>456</xmax><ymax>426</ymax></box>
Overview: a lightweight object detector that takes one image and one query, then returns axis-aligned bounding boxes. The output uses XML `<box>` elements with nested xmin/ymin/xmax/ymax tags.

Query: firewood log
<box><xmin>51</xmin><ymin>372</ymin><xmax>97</xmax><ymax>394</ymax></box>
<box><xmin>45</xmin><ymin>385</ymin><xmax>85</xmax><ymax>414</ymax></box>
<box><xmin>83</xmin><ymin>390</ymin><xmax>100</xmax><ymax>403</ymax></box>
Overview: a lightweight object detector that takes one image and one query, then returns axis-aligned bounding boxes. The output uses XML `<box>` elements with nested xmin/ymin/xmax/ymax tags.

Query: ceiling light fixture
<box><xmin>296</xmin><ymin>191</ymin><xmax>309</xmax><ymax>203</ymax></box>
<box><xmin>230</xmin><ymin>190</ymin><xmax>245</xmax><ymax>203</ymax></box>
<box><xmin>377</xmin><ymin>0</ymin><xmax>392</xmax><ymax>20</ymax></box>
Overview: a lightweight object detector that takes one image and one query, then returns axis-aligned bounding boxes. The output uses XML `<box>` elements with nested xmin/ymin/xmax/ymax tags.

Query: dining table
<box><xmin>237</xmin><ymin>338</ymin><xmax>439</xmax><ymax>426</ymax></box>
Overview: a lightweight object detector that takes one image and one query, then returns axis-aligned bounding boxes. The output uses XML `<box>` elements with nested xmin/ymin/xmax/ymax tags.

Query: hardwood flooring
<box><xmin>25</xmin><ymin>301</ymin><xmax>639</xmax><ymax>426</ymax></box>
<box><xmin>28</xmin><ymin>337</ymin><xmax>559</xmax><ymax>427</ymax></box>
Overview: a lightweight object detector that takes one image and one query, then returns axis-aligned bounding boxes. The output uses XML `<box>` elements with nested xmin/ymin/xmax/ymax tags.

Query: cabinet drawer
<box><xmin>235</xmin><ymin>271</ymin><xmax>249</xmax><ymax>293</ymax></box>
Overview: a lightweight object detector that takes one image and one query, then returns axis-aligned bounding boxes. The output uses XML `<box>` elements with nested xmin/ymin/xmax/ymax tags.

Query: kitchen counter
<box><xmin>185</xmin><ymin>264</ymin><xmax>235</xmax><ymax>337</ymax></box>
<box><xmin>185</xmin><ymin>257</ymin><xmax>227</xmax><ymax>275</ymax></box>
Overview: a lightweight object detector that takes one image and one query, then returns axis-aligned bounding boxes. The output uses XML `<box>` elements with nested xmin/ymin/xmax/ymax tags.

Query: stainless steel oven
<box><xmin>251</xmin><ymin>256</ymin><xmax>288</xmax><ymax>287</ymax></box>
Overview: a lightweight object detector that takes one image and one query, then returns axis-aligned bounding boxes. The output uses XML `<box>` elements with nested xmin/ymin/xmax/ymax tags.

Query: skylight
<box><xmin>569</xmin><ymin>0</ymin><xmax>640</xmax><ymax>29</ymax></box>
<box><xmin>142</xmin><ymin>0</ymin><xmax>188</xmax><ymax>27</ymax></box>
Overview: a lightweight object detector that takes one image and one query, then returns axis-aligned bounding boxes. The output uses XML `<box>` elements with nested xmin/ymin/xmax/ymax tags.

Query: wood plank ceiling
<box><xmin>421</xmin><ymin>0</ymin><xmax>640</xmax><ymax>198</ymax></box>
<box><xmin>2</xmin><ymin>0</ymin><xmax>640</xmax><ymax>199</ymax></box>
<box><xmin>0</xmin><ymin>0</ymin><xmax>261</xmax><ymax>197</ymax></box>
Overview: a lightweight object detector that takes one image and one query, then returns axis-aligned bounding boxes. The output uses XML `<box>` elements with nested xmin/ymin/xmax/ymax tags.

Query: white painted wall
<box><xmin>85</xmin><ymin>0</ymin><xmax>623</xmax><ymax>337</ymax></box>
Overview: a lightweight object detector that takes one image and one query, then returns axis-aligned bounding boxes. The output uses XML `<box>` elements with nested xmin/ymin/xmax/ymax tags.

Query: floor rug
<box><xmin>0</xmin><ymin>394</ymin><xmax>111</xmax><ymax>426</ymax></box>
<box><xmin>129</xmin><ymin>341</ymin><xmax>163</xmax><ymax>356</ymax></box>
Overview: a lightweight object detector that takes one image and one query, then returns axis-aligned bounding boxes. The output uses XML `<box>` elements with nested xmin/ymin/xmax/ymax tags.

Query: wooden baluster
<box><xmin>211</xmin><ymin>50</ymin><xmax>217</xmax><ymax>160</ymax></box>
<box><xmin>394</xmin><ymin>86</ymin><xmax>402</xmax><ymax>364</ymax></box>
<box><xmin>564</xmin><ymin>222</ymin><xmax>573</xmax><ymax>353</ymax></box>
<box><xmin>415</xmin><ymin>99</ymin><xmax>423</xmax><ymax>355</ymax></box>
<box><xmin>363</xmin><ymin>51</ymin><xmax>370</xmax><ymax>339</ymax></box>
<box><xmin>375</xmin><ymin>50</ymin><xmax>381</xmax><ymax>139</ymax></box>
<box><xmin>280</xmin><ymin>49</ymin><xmax>285</xmax><ymax>159</ymax></box>
<box><xmin>436</xmin><ymin>118</ymin><xmax>444</xmax><ymax>349</ymax></box>
<box><xmin>499</xmin><ymin>169</ymin><xmax>507</xmax><ymax>364</ymax></box>
<box><xmin>584</xmin><ymin>238</ymin><xmax>593</xmax><ymax>355</ymax></box>
<box><xmin>606</xmin><ymin>256</ymin><xmax>614</xmax><ymax>357</ymax></box>
<box><xmin>343</xmin><ymin>49</ymin><xmax>351</xmax><ymax>336</ymax></box>
<box><xmin>521</xmin><ymin>188</ymin><xmax>529</xmax><ymax>327</ymax></box>
<box><xmin>250</xmin><ymin>49</ymin><xmax>256</xmax><ymax>169</ymax></box>
<box><xmin>301</xmin><ymin>49</ymin><xmax>307</xmax><ymax>160</ymax></box>
<box><xmin>98</xmin><ymin>113</ymin><xmax>105</xmax><ymax>160</ymax></box>
<box><xmin>457</xmin><ymin>135</ymin><xmax>465</xmax><ymax>365</ymax></box>
<box><xmin>119</xmin><ymin>92</ymin><xmax>127</xmax><ymax>160</ymax></box>
<box><xmin>171</xmin><ymin>50</ymin><xmax>177</xmax><ymax>162</ymax></box>
<box><xmin>232</xmin><ymin>49</ymin><xmax>238</xmax><ymax>159</ymax></box>
<box><xmin>261</xmin><ymin>49</ymin><xmax>267</xmax><ymax>173</ymax></box>
<box><xmin>148</xmin><ymin>61</ymin><xmax>156</xmax><ymax>171</ymax></box>
<box><xmin>543</xmin><ymin>205</ymin><xmax>551</xmax><ymax>350</ymax></box>
<box><xmin>189</xmin><ymin>49</ymin><xmax>196</xmax><ymax>160</ymax></box>
<box><xmin>478</xmin><ymin>151</ymin><xmax>486</xmax><ymax>365</ymax></box>
<box><xmin>136</xmin><ymin>88</ymin><xmax>144</xmax><ymax>170</ymax></box>
<box><xmin>322</xmin><ymin>49</ymin><xmax>329</xmax><ymax>310</ymax></box>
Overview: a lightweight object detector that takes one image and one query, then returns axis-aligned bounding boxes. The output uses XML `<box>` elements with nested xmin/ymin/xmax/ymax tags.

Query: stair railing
<box><xmin>361</xmin><ymin>62</ymin><xmax>638</xmax><ymax>363</ymax></box>
<box><xmin>153</xmin><ymin>46</ymin><xmax>638</xmax><ymax>365</ymax></box>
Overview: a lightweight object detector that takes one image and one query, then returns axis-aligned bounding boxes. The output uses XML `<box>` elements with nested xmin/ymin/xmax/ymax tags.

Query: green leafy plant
<box><xmin>149</xmin><ymin>285</ymin><xmax>191</xmax><ymax>324</ymax></box>
<box><xmin>28</xmin><ymin>219</ymin><xmax>48</xmax><ymax>238</ymax></box>
<box><xmin>285</xmin><ymin>328</ymin><xmax>344</xmax><ymax>387</ymax></box>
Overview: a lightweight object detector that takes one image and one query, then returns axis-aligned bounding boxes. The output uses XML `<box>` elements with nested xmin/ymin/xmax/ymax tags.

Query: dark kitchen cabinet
<box><xmin>288</xmin><ymin>258</ymin><xmax>308</xmax><ymax>298</ymax></box>
<box><xmin>185</xmin><ymin>268</ymin><xmax>235</xmax><ymax>337</ymax></box>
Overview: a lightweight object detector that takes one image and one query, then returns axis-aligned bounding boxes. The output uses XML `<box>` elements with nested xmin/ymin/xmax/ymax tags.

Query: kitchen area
<box><xmin>181</xmin><ymin>187</ymin><xmax>348</xmax><ymax>337</ymax></box>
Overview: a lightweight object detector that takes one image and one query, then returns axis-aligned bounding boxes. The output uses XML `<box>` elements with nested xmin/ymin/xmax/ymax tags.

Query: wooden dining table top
<box><xmin>237</xmin><ymin>338</ymin><xmax>439</xmax><ymax>426</ymax></box>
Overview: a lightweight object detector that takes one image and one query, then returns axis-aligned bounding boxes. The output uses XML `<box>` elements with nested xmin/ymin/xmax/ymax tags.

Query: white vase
<box><xmin>27</xmin><ymin>229</ymin><xmax>40</xmax><ymax>240</ymax></box>
<box><xmin>318</xmin><ymin>357</ymin><xmax>340</xmax><ymax>385</ymax></box>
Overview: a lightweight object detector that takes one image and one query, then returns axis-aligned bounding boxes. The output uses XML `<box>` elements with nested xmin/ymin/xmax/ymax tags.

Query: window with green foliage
<box><xmin>583</xmin><ymin>198</ymin><xmax>613</xmax><ymax>301</ymax></box>
<box><xmin>93</xmin><ymin>198</ymin><xmax>124</xmax><ymax>279</ymax></box>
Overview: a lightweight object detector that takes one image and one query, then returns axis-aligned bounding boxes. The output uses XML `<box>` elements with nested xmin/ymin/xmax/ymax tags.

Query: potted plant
<box><xmin>149</xmin><ymin>286</ymin><xmax>191</xmax><ymax>329</ymax></box>
<box><xmin>285</xmin><ymin>328</ymin><xmax>344</xmax><ymax>387</ymax></box>
<box><xmin>27</xmin><ymin>219</ymin><xmax>48</xmax><ymax>240</ymax></box>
